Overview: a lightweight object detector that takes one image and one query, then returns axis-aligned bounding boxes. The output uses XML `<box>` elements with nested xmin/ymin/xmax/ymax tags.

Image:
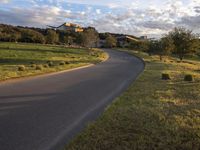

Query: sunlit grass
<box><xmin>66</xmin><ymin>49</ymin><xmax>200</xmax><ymax>149</ymax></box>
<box><xmin>0</xmin><ymin>42</ymin><xmax>107</xmax><ymax>81</ymax></box>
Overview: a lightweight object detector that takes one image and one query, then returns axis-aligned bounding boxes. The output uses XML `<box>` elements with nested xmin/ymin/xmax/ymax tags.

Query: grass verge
<box><xmin>0</xmin><ymin>42</ymin><xmax>108</xmax><ymax>81</ymax></box>
<box><xmin>66</xmin><ymin>49</ymin><xmax>200</xmax><ymax>149</ymax></box>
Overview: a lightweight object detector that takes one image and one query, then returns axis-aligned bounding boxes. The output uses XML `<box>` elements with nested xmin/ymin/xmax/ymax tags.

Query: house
<box><xmin>116</xmin><ymin>35</ymin><xmax>141</xmax><ymax>47</ymax></box>
<box><xmin>140</xmin><ymin>36</ymin><xmax>148</xmax><ymax>40</ymax></box>
<box><xmin>48</xmin><ymin>23</ymin><xmax>84</xmax><ymax>32</ymax></box>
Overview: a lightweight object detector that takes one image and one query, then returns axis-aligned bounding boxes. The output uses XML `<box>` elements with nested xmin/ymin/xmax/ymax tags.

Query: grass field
<box><xmin>0</xmin><ymin>42</ymin><xmax>107</xmax><ymax>81</ymax></box>
<box><xmin>66</xmin><ymin>50</ymin><xmax>200</xmax><ymax>149</ymax></box>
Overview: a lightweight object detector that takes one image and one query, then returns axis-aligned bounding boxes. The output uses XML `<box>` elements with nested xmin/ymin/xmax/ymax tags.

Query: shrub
<box><xmin>43</xmin><ymin>64</ymin><xmax>49</xmax><ymax>68</ymax></box>
<box><xmin>36</xmin><ymin>65</ymin><xmax>43</xmax><ymax>70</ymax></box>
<box><xmin>18</xmin><ymin>65</ymin><xmax>26</xmax><ymax>71</ymax></box>
<box><xmin>31</xmin><ymin>64</ymin><xmax>36</xmax><ymax>68</ymax></box>
<box><xmin>48</xmin><ymin>61</ymin><xmax>54</xmax><ymax>67</ymax></box>
<box><xmin>59</xmin><ymin>61</ymin><xmax>65</xmax><ymax>65</ymax></box>
<box><xmin>184</xmin><ymin>74</ymin><xmax>193</xmax><ymax>81</ymax></box>
<box><xmin>65</xmin><ymin>61</ymin><xmax>70</xmax><ymax>64</ymax></box>
<box><xmin>162</xmin><ymin>73</ymin><xmax>170</xmax><ymax>80</ymax></box>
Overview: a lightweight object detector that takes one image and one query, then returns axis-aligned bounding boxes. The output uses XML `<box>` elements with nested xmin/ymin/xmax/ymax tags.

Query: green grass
<box><xmin>0</xmin><ymin>42</ymin><xmax>107</xmax><ymax>81</ymax></box>
<box><xmin>66</xmin><ymin>49</ymin><xmax>200</xmax><ymax>150</ymax></box>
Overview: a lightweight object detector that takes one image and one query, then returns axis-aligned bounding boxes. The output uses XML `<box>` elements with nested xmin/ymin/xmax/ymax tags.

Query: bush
<box><xmin>36</xmin><ymin>65</ymin><xmax>43</xmax><ymax>70</ymax></box>
<box><xmin>30</xmin><ymin>64</ymin><xmax>36</xmax><ymax>68</ymax></box>
<box><xmin>48</xmin><ymin>61</ymin><xmax>54</xmax><ymax>67</ymax></box>
<box><xmin>43</xmin><ymin>64</ymin><xmax>49</xmax><ymax>68</ymax></box>
<box><xmin>162</xmin><ymin>73</ymin><xmax>170</xmax><ymax>80</ymax></box>
<box><xmin>59</xmin><ymin>61</ymin><xmax>65</xmax><ymax>65</ymax></box>
<box><xmin>184</xmin><ymin>74</ymin><xmax>193</xmax><ymax>81</ymax></box>
<box><xmin>65</xmin><ymin>61</ymin><xmax>70</xmax><ymax>64</ymax></box>
<box><xmin>18</xmin><ymin>65</ymin><xmax>26</xmax><ymax>71</ymax></box>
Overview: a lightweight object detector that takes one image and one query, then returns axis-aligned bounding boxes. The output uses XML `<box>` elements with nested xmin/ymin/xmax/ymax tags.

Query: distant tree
<box><xmin>105</xmin><ymin>35</ymin><xmax>117</xmax><ymax>48</ymax></box>
<box><xmin>138</xmin><ymin>40</ymin><xmax>150</xmax><ymax>52</ymax></box>
<box><xmin>99</xmin><ymin>32</ymin><xmax>111</xmax><ymax>40</ymax></box>
<box><xmin>34</xmin><ymin>32</ymin><xmax>45</xmax><ymax>43</ymax></box>
<box><xmin>127</xmin><ymin>40</ymin><xmax>139</xmax><ymax>49</ymax></box>
<box><xmin>81</xmin><ymin>28</ymin><xmax>99</xmax><ymax>48</ymax></box>
<box><xmin>46</xmin><ymin>30</ymin><xmax>59</xmax><ymax>44</ymax></box>
<box><xmin>64</xmin><ymin>36</ymin><xmax>74</xmax><ymax>45</ymax></box>
<box><xmin>20</xmin><ymin>29</ymin><xmax>45</xmax><ymax>43</ymax></box>
<box><xmin>169</xmin><ymin>27</ymin><xmax>196</xmax><ymax>61</ymax></box>
<box><xmin>190</xmin><ymin>36</ymin><xmax>200</xmax><ymax>54</ymax></box>
<box><xmin>159</xmin><ymin>36</ymin><xmax>175</xmax><ymax>60</ymax></box>
<box><xmin>147</xmin><ymin>40</ymin><xmax>161</xmax><ymax>56</ymax></box>
<box><xmin>9</xmin><ymin>33</ymin><xmax>21</xmax><ymax>42</ymax></box>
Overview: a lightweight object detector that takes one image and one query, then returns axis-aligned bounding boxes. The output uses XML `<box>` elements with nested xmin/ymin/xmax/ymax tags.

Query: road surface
<box><xmin>0</xmin><ymin>49</ymin><xmax>144</xmax><ymax>150</ymax></box>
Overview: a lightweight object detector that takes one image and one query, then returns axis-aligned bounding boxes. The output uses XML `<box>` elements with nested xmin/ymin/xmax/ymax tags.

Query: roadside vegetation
<box><xmin>66</xmin><ymin>27</ymin><xmax>200</xmax><ymax>149</ymax></box>
<box><xmin>0</xmin><ymin>42</ymin><xmax>107</xmax><ymax>81</ymax></box>
<box><xmin>132</xmin><ymin>27</ymin><xmax>200</xmax><ymax>62</ymax></box>
<box><xmin>66</xmin><ymin>49</ymin><xmax>200</xmax><ymax>149</ymax></box>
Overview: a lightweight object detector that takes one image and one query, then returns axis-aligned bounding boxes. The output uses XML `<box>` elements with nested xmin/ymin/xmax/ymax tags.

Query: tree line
<box><xmin>1</xmin><ymin>24</ymin><xmax>199</xmax><ymax>59</ymax></box>
<box><xmin>0</xmin><ymin>24</ymin><xmax>128</xmax><ymax>48</ymax></box>
<box><xmin>133</xmin><ymin>27</ymin><xmax>200</xmax><ymax>61</ymax></box>
<box><xmin>0</xmin><ymin>24</ymin><xmax>99</xmax><ymax>48</ymax></box>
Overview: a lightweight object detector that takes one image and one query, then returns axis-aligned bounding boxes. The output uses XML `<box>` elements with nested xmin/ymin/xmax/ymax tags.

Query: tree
<box><xmin>20</xmin><ymin>29</ymin><xmax>45</xmax><ymax>43</ymax></box>
<box><xmin>169</xmin><ymin>27</ymin><xmax>196</xmax><ymax>61</ymax></box>
<box><xmin>46</xmin><ymin>30</ymin><xmax>59</xmax><ymax>44</ymax></box>
<box><xmin>147</xmin><ymin>40</ymin><xmax>161</xmax><ymax>56</ymax></box>
<box><xmin>64</xmin><ymin>36</ymin><xmax>74</xmax><ymax>46</ymax></box>
<box><xmin>190</xmin><ymin>36</ymin><xmax>200</xmax><ymax>54</ymax></box>
<box><xmin>159</xmin><ymin>36</ymin><xmax>175</xmax><ymax>60</ymax></box>
<box><xmin>81</xmin><ymin>28</ymin><xmax>99</xmax><ymax>48</ymax></box>
<box><xmin>9</xmin><ymin>33</ymin><xmax>21</xmax><ymax>42</ymax></box>
<box><xmin>105</xmin><ymin>35</ymin><xmax>117</xmax><ymax>48</ymax></box>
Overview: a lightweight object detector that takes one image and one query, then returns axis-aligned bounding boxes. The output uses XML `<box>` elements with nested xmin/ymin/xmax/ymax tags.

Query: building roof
<box><xmin>58</xmin><ymin>23</ymin><xmax>82</xmax><ymax>28</ymax></box>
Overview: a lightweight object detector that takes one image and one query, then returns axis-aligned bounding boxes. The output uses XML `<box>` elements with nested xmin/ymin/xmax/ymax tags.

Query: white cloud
<box><xmin>0</xmin><ymin>0</ymin><xmax>10</xmax><ymax>3</ymax></box>
<box><xmin>0</xmin><ymin>0</ymin><xmax>200</xmax><ymax>37</ymax></box>
<box><xmin>96</xmin><ymin>9</ymin><xmax>101</xmax><ymax>14</ymax></box>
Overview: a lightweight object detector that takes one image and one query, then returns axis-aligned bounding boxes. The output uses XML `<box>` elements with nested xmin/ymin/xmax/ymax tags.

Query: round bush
<box><xmin>184</xmin><ymin>74</ymin><xmax>193</xmax><ymax>81</ymax></box>
<box><xmin>162</xmin><ymin>73</ymin><xmax>170</xmax><ymax>80</ymax></box>
<box><xmin>65</xmin><ymin>61</ymin><xmax>70</xmax><ymax>64</ymax></box>
<box><xmin>31</xmin><ymin>64</ymin><xmax>36</xmax><ymax>68</ymax></box>
<box><xmin>36</xmin><ymin>65</ymin><xmax>43</xmax><ymax>70</ymax></box>
<box><xmin>48</xmin><ymin>61</ymin><xmax>54</xmax><ymax>67</ymax></box>
<box><xmin>43</xmin><ymin>64</ymin><xmax>49</xmax><ymax>68</ymax></box>
<box><xmin>59</xmin><ymin>61</ymin><xmax>65</xmax><ymax>65</ymax></box>
<box><xmin>18</xmin><ymin>65</ymin><xmax>26</xmax><ymax>71</ymax></box>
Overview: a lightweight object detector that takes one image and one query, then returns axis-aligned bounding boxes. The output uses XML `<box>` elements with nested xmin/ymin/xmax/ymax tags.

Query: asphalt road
<box><xmin>0</xmin><ymin>49</ymin><xmax>144</xmax><ymax>150</ymax></box>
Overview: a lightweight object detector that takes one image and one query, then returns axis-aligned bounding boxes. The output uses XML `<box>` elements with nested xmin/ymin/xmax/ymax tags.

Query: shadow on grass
<box><xmin>0</xmin><ymin>47</ymin><xmax>85</xmax><ymax>55</ymax></box>
<box><xmin>0</xmin><ymin>58</ymin><xmax>96</xmax><ymax>65</ymax></box>
<box><xmin>0</xmin><ymin>58</ymin><xmax>51</xmax><ymax>65</ymax></box>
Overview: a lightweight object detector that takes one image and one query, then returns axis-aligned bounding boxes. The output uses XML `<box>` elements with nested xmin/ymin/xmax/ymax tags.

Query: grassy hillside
<box><xmin>66</xmin><ymin>50</ymin><xmax>200</xmax><ymax>149</ymax></box>
<box><xmin>0</xmin><ymin>42</ymin><xmax>107</xmax><ymax>81</ymax></box>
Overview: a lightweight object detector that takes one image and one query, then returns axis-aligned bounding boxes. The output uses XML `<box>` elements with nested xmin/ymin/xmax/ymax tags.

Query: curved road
<box><xmin>0</xmin><ymin>49</ymin><xmax>144</xmax><ymax>150</ymax></box>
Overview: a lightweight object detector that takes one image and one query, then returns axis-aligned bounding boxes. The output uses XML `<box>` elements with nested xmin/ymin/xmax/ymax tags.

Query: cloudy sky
<box><xmin>0</xmin><ymin>0</ymin><xmax>199</xmax><ymax>37</ymax></box>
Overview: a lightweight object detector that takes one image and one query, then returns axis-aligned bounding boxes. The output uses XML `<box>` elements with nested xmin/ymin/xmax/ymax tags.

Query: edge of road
<box><xmin>57</xmin><ymin>49</ymin><xmax>146</xmax><ymax>150</ymax></box>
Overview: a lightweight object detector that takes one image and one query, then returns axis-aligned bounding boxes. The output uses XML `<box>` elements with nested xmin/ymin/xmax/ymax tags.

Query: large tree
<box><xmin>20</xmin><ymin>29</ymin><xmax>45</xmax><ymax>43</ymax></box>
<box><xmin>105</xmin><ymin>35</ymin><xmax>117</xmax><ymax>48</ymax></box>
<box><xmin>81</xmin><ymin>27</ymin><xmax>99</xmax><ymax>48</ymax></box>
<box><xmin>169</xmin><ymin>27</ymin><xmax>196</xmax><ymax>60</ymax></box>
<box><xmin>46</xmin><ymin>29</ymin><xmax>59</xmax><ymax>44</ymax></box>
<box><xmin>159</xmin><ymin>36</ymin><xmax>175</xmax><ymax>60</ymax></box>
